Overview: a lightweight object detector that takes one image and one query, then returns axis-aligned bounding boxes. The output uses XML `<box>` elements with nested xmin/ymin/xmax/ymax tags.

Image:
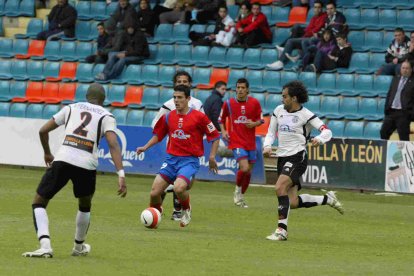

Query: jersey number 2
<box><xmin>73</xmin><ymin>112</ymin><xmax>92</xmax><ymax>137</ymax></box>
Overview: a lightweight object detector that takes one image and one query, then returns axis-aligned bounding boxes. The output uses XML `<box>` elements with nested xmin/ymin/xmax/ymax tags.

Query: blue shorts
<box><xmin>158</xmin><ymin>154</ymin><xmax>200</xmax><ymax>185</ymax></box>
<box><xmin>232</xmin><ymin>148</ymin><xmax>257</xmax><ymax>163</ymax></box>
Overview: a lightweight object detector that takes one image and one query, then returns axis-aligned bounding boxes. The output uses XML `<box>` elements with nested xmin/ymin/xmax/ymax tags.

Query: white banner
<box><xmin>385</xmin><ymin>141</ymin><xmax>414</xmax><ymax>193</ymax></box>
<box><xmin>0</xmin><ymin>117</ymin><xmax>64</xmax><ymax>167</ymax></box>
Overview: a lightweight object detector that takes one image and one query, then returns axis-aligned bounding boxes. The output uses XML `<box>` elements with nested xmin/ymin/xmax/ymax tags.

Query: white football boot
<box><xmin>179</xmin><ymin>208</ymin><xmax>191</xmax><ymax>227</ymax></box>
<box><xmin>325</xmin><ymin>190</ymin><xmax>344</xmax><ymax>215</ymax></box>
<box><xmin>266</xmin><ymin>228</ymin><xmax>288</xmax><ymax>241</ymax></box>
<box><xmin>71</xmin><ymin>243</ymin><xmax>91</xmax><ymax>256</ymax></box>
<box><xmin>22</xmin><ymin>248</ymin><xmax>53</xmax><ymax>258</ymax></box>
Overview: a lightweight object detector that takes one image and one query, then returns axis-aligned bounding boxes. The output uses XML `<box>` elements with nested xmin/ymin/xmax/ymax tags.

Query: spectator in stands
<box><xmin>189</xmin><ymin>6</ymin><xmax>236</xmax><ymax>47</ymax></box>
<box><xmin>106</xmin><ymin>0</ymin><xmax>138</xmax><ymax>36</ymax></box>
<box><xmin>36</xmin><ymin>0</ymin><xmax>77</xmax><ymax>41</ymax></box>
<box><xmin>321</xmin><ymin>2</ymin><xmax>346</xmax><ymax>36</ymax></box>
<box><xmin>204</xmin><ymin>81</ymin><xmax>227</xmax><ymax>130</ymax></box>
<box><xmin>234</xmin><ymin>3</ymin><xmax>272</xmax><ymax>48</ymax></box>
<box><xmin>378</xmin><ymin>28</ymin><xmax>411</xmax><ymax>76</ymax></box>
<box><xmin>85</xmin><ymin>23</ymin><xmax>111</xmax><ymax>64</ymax></box>
<box><xmin>308</xmin><ymin>32</ymin><xmax>352</xmax><ymax>72</ymax></box>
<box><xmin>187</xmin><ymin>0</ymin><xmax>226</xmax><ymax>24</ymax></box>
<box><xmin>95</xmin><ymin>19</ymin><xmax>150</xmax><ymax>81</ymax></box>
<box><xmin>137</xmin><ymin>0</ymin><xmax>156</xmax><ymax>37</ymax></box>
<box><xmin>380</xmin><ymin>60</ymin><xmax>414</xmax><ymax>141</ymax></box>
<box><xmin>236</xmin><ymin>1</ymin><xmax>251</xmax><ymax>22</ymax></box>
<box><xmin>159</xmin><ymin>0</ymin><xmax>193</xmax><ymax>25</ymax></box>
<box><xmin>404</xmin><ymin>32</ymin><xmax>414</xmax><ymax>65</ymax></box>
<box><xmin>292</xmin><ymin>0</ymin><xmax>332</xmax><ymax>7</ymax></box>
<box><xmin>301</xmin><ymin>29</ymin><xmax>335</xmax><ymax>71</ymax></box>
<box><xmin>267</xmin><ymin>1</ymin><xmax>326</xmax><ymax>70</ymax></box>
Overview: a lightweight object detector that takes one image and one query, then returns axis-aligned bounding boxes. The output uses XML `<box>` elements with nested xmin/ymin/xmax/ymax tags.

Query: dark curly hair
<box><xmin>283</xmin><ymin>81</ymin><xmax>309</xmax><ymax>104</ymax></box>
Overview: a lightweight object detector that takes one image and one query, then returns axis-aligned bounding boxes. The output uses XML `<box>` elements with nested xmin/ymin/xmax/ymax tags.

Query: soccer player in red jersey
<box><xmin>218</xmin><ymin>78</ymin><xmax>264</xmax><ymax>208</ymax></box>
<box><xmin>136</xmin><ymin>85</ymin><xmax>220</xmax><ymax>227</ymax></box>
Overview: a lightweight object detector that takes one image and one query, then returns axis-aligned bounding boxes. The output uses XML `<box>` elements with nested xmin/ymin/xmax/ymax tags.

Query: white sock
<box><xmin>75</xmin><ymin>211</ymin><xmax>90</xmax><ymax>245</ymax></box>
<box><xmin>299</xmin><ymin>194</ymin><xmax>325</xmax><ymax>205</ymax></box>
<box><xmin>33</xmin><ymin>207</ymin><xmax>51</xmax><ymax>249</ymax></box>
<box><xmin>235</xmin><ymin>186</ymin><xmax>241</xmax><ymax>193</ymax></box>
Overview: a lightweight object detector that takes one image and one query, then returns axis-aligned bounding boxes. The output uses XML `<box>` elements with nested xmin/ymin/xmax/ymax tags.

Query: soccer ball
<box><xmin>140</xmin><ymin>207</ymin><xmax>162</xmax><ymax>229</ymax></box>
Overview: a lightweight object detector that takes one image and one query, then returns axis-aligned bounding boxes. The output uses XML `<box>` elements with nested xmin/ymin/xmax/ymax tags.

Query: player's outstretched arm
<box><xmin>39</xmin><ymin>119</ymin><xmax>59</xmax><ymax>167</ymax></box>
<box><xmin>105</xmin><ymin>131</ymin><xmax>127</xmax><ymax>198</ymax></box>
<box><xmin>136</xmin><ymin>135</ymin><xmax>159</xmax><ymax>155</ymax></box>
<box><xmin>209</xmin><ymin>139</ymin><xmax>220</xmax><ymax>174</ymax></box>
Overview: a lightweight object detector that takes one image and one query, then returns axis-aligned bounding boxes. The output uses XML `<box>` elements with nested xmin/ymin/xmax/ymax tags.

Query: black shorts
<box><xmin>277</xmin><ymin>150</ymin><xmax>308</xmax><ymax>190</ymax></box>
<box><xmin>37</xmin><ymin>161</ymin><xmax>96</xmax><ymax>199</ymax></box>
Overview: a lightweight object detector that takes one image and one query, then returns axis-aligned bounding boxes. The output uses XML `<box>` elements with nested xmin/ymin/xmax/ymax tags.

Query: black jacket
<box><xmin>137</xmin><ymin>9</ymin><xmax>156</xmax><ymax>37</ymax></box>
<box><xmin>204</xmin><ymin>89</ymin><xmax>224</xmax><ymax>130</ymax></box>
<box><xmin>384</xmin><ymin>75</ymin><xmax>414</xmax><ymax>118</ymax></box>
<box><xmin>48</xmin><ymin>3</ymin><xmax>77</xmax><ymax>37</ymax></box>
<box><xmin>120</xmin><ymin>30</ymin><xmax>150</xmax><ymax>58</ymax></box>
<box><xmin>108</xmin><ymin>4</ymin><xmax>138</xmax><ymax>33</ymax></box>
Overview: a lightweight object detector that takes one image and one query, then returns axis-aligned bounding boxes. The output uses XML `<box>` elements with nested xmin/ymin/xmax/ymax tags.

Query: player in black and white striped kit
<box><xmin>22</xmin><ymin>83</ymin><xmax>127</xmax><ymax>258</ymax></box>
<box><xmin>263</xmin><ymin>81</ymin><xmax>344</xmax><ymax>241</ymax></box>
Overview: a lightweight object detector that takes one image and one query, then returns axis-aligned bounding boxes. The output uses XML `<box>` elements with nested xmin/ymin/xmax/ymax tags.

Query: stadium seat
<box><xmin>369</xmin><ymin>53</ymin><xmax>385</xmax><ymax>73</ymax></box>
<box><xmin>13</xmin><ymin>81</ymin><xmax>41</xmax><ymax>103</ymax></box>
<box><xmin>189</xmin><ymin>24</ymin><xmax>206</xmax><ymax>34</ymax></box>
<box><xmin>174</xmin><ymin>45</ymin><xmax>194</xmax><ymax>66</ymax></box>
<box><xmin>126</xmin><ymin>109</ymin><xmax>145</xmax><ymax>126</ymax></box>
<box><xmin>263</xmin><ymin>94</ymin><xmax>280</xmax><ymax>115</ymax></box>
<box><xmin>143</xmin><ymin>110</ymin><xmax>157</xmax><ymax>126</ymax></box>
<box><xmin>226</xmin><ymin>48</ymin><xmax>245</xmax><ymax>69</ymax></box>
<box><xmin>44</xmin><ymin>83</ymin><xmax>76</xmax><ymax>104</ymax></box>
<box><xmin>88</xmin><ymin>21</ymin><xmax>100</xmax><ymax>41</ymax></box>
<box><xmin>354</xmin><ymin>75</ymin><xmax>376</xmax><ymax>97</ymax></box>
<box><xmin>247</xmin><ymin>70</ymin><xmax>266</xmax><ymax>93</ymax></box>
<box><xmin>298</xmin><ymin>72</ymin><xmax>317</xmax><ymax>93</ymax></box>
<box><xmin>0</xmin><ymin>38</ymin><xmax>13</xmax><ymax>58</ymax></box>
<box><xmin>251</xmin><ymin>93</ymin><xmax>266</xmax><ymax>113</ymax></box>
<box><xmin>379</xmin><ymin>9</ymin><xmax>397</xmax><ymax>30</ymax></box>
<box><xmin>244</xmin><ymin>48</ymin><xmax>264</xmax><ymax>70</ymax></box>
<box><xmin>374</xmin><ymin>75</ymin><xmax>393</xmax><ymax>98</ymax></box>
<box><xmin>157</xmin><ymin>66</ymin><xmax>176</xmax><ymax>87</ymax></box>
<box><xmin>304</xmin><ymin>95</ymin><xmax>321</xmax><ymax>114</ymax></box>
<box><xmin>37</xmin><ymin>41</ymin><xmax>61</xmax><ymax>61</ymax></box>
<box><xmin>320</xmin><ymin>96</ymin><xmax>343</xmax><ymax>119</ymax></box>
<box><xmin>12</xmin><ymin>39</ymin><xmax>29</xmax><ymax>57</ymax></box>
<box><xmin>339</xmin><ymin>52</ymin><xmax>369</xmax><ymax>74</ymax></box>
<box><xmin>4</xmin><ymin>0</ymin><xmax>19</xmax><ymax>17</ymax></box>
<box><xmin>90</xmin><ymin>1</ymin><xmax>108</xmax><ymax>21</ymax></box>
<box><xmin>11</xmin><ymin>60</ymin><xmax>28</xmax><ymax>81</ymax></box>
<box><xmin>173</xmin><ymin>24</ymin><xmax>191</xmax><ymax>44</ymax></box>
<box><xmin>194</xmin><ymin>90</ymin><xmax>210</xmax><ymax>104</ymax></box>
<box><xmin>0</xmin><ymin>80</ymin><xmax>11</xmax><ymax>101</ymax></box>
<box><xmin>193</xmin><ymin>68</ymin><xmax>211</xmax><ymax>87</ymax></box>
<box><xmin>158</xmin><ymin>88</ymin><xmax>174</xmax><ymax>104</ymax></box>
<box><xmin>111</xmin><ymin>85</ymin><xmax>142</xmax><ymax>107</ymax></box>
<box><xmin>260</xmin><ymin>49</ymin><xmax>278</xmax><ymax>70</ymax></box>
<box><xmin>143</xmin><ymin>44</ymin><xmax>159</xmax><ymax>65</ymax></box>
<box><xmin>198</xmin><ymin>68</ymin><xmax>229</xmax><ymax>90</ymax></box>
<box><xmin>276</xmin><ymin>7</ymin><xmax>307</xmax><ymax>27</ymax></box>
<box><xmin>0</xmin><ymin>102</ymin><xmax>10</xmax><ymax>116</ymax></box>
<box><xmin>347</xmin><ymin>31</ymin><xmax>365</xmax><ymax>52</ymax></box>
<box><xmin>19</xmin><ymin>0</ymin><xmax>35</xmax><ymax>17</ymax></box>
<box><xmin>73</xmin><ymin>21</ymin><xmax>93</xmax><ymax>41</ymax></box>
<box><xmin>27</xmin><ymin>61</ymin><xmax>45</xmax><ymax>81</ymax></box>
<box><xmin>152</xmin><ymin>24</ymin><xmax>174</xmax><ymax>44</ymax></box>
<box><xmin>154</xmin><ymin>44</ymin><xmax>175</xmax><ymax>65</ymax></box>
<box><xmin>139</xmin><ymin>87</ymin><xmax>160</xmax><ymax>109</ymax></box>
<box><xmin>317</xmin><ymin>73</ymin><xmax>336</xmax><ymax>95</ymax></box>
<box><xmin>42</xmin><ymin>104</ymin><xmax>60</xmax><ymax>119</ymax></box>
<box><xmin>340</xmin><ymin>97</ymin><xmax>362</xmax><ymax>120</ymax></box>
<box><xmin>105</xmin><ymin>85</ymin><xmax>126</xmax><ymax>106</ymax></box>
<box><xmin>280</xmin><ymin>72</ymin><xmax>298</xmax><ymax>87</ymax></box>
<box><xmin>46</xmin><ymin>62</ymin><xmax>77</xmax><ymax>82</ymax></box>
<box><xmin>377</xmin><ymin>98</ymin><xmax>385</xmax><ymax>114</ymax></box>
<box><xmin>15</xmin><ymin>19</ymin><xmax>43</xmax><ymax>39</ymax></box>
<box><xmin>344</xmin><ymin>121</ymin><xmax>364</xmax><ymax>139</ymax></box>
<box><xmin>9</xmin><ymin>103</ymin><xmax>27</xmax><ymax>118</ymax></box>
<box><xmin>383</xmin><ymin>31</ymin><xmax>394</xmax><ymax>49</ymax></box>
<box><xmin>9</xmin><ymin>81</ymin><xmax>27</xmax><ymax>101</ymax></box>
<box><xmin>327</xmin><ymin>120</ymin><xmax>345</xmax><ymax>137</ymax></box>
<box><xmin>0</xmin><ymin>60</ymin><xmax>12</xmax><ymax>80</ymax></box>
<box><xmin>60</xmin><ymin>41</ymin><xmax>78</xmax><ymax>61</ymax></box>
<box><xmin>263</xmin><ymin>71</ymin><xmax>281</xmax><ymax>93</ymax></box>
<box><xmin>76</xmin><ymin>1</ymin><xmax>92</xmax><ymax>20</ymax></box>
<box><xmin>336</xmin><ymin>74</ymin><xmax>355</xmax><ymax>96</ymax></box>
<box><xmin>41</xmin><ymin>82</ymin><xmax>60</xmax><ymax>102</ymax></box>
<box><xmin>111</xmin><ymin>64</ymin><xmax>142</xmax><ymax>85</ymax></box>
<box><xmin>261</xmin><ymin>6</ymin><xmax>272</xmax><ymax>24</ymax></box>
<box><xmin>363</xmin><ymin>122</ymin><xmax>382</xmax><ymax>139</ymax></box>
<box><xmin>74</xmin><ymin>63</ymin><xmax>94</xmax><ymax>83</ymax></box>
<box><xmin>140</xmin><ymin>65</ymin><xmax>160</xmax><ymax>86</ymax></box>
<box><xmin>26</xmin><ymin>104</ymin><xmax>44</xmax><ymax>119</ymax></box>
<box><xmin>359</xmin><ymin>98</ymin><xmax>382</xmax><ymax>121</ymax></box>
<box><xmin>256</xmin><ymin>115</ymin><xmax>270</xmax><ymax>136</ymax></box>
<box><xmin>273</xmin><ymin>27</ymin><xmax>292</xmax><ymax>47</ymax></box>
<box><xmin>360</xmin><ymin>9</ymin><xmax>380</xmax><ymax>30</ymax></box>
<box><xmin>15</xmin><ymin>40</ymin><xmax>46</xmax><ymax>59</ymax></box>
<box><xmin>364</xmin><ymin>31</ymin><xmax>385</xmax><ymax>53</ymax></box>
<box><xmin>106</xmin><ymin>2</ymin><xmax>117</xmax><ymax>17</ymax></box>
<box><xmin>192</xmin><ymin>46</ymin><xmax>211</xmax><ymax>67</ymax></box>
<box><xmin>112</xmin><ymin>108</ymin><xmax>128</xmax><ymax>125</ymax></box>
<box><xmin>227</xmin><ymin>69</ymin><xmax>245</xmax><ymax>90</ymax></box>
<box><xmin>208</xmin><ymin>47</ymin><xmax>228</xmax><ymax>68</ymax></box>
<box><xmin>397</xmin><ymin>10</ymin><xmax>414</xmax><ymax>30</ymax></box>
<box><xmin>66</xmin><ymin>84</ymin><xmax>89</xmax><ymax>103</ymax></box>
<box><xmin>270</xmin><ymin>6</ymin><xmax>290</xmax><ymax>25</ymax></box>
<box><xmin>343</xmin><ymin>8</ymin><xmax>361</xmax><ymax>30</ymax></box>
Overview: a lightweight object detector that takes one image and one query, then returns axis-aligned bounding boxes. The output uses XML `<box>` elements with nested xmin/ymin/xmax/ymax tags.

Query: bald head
<box><xmin>86</xmin><ymin>83</ymin><xmax>106</xmax><ymax>105</ymax></box>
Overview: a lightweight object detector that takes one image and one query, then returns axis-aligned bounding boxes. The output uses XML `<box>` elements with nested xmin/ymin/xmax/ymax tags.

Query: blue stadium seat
<box><xmin>374</xmin><ymin>75</ymin><xmax>393</xmax><ymax>98</ymax></box>
<box><xmin>369</xmin><ymin>53</ymin><xmax>385</xmax><ymax>72</ymax></box>
<box><xmin>363</xmin><ymin>122</ymin><xmax>382</xmax><ymax>140</ymax></box>
<box><xmin>347</xmin><ymin>31</ymin><xmax>365</xmax><ymax>52</ymax></box>
<box><xmin>143</xmin><ymin>44</ymin><xmax>159</xmax><ymax>65</ymax></box>
<box><xmin>9</xmin><ymin>103</ymin><xmax>27</xmax><ymax>118</ymax></box>
<box><xmin>155</xmin><ymin>44</ymin><xmax>175</xmax><ymax>65</ymax></box>
<box><xmin>173</xmin><ymin>24</ymin><xmax>190</xmax><ymax>44</ymax></box>
<box><xmin>90</xmin><ymin>1</ymin><xmax>108</xmax><ymax>21</ymax></box>
<box><xmin>19</xmin><ymin>0</ymin><xmax>35</xmax><ymax>16</ymax></box>
<box><xmin>140</xmin><ymin>65</ymin><xmax>160</xmax><ymax>86</ymax></box>
<box><xmin>11</xmin><ymin>60</ymin><xmax>28</xmax><ymax>81</ymax></box>
<box><xmin>193</xmin><ymin>46</ymin><xmax>211</xmax><ymax>67</ymax></box>
<box><xmin>304</xmin><ymin>95</ymin><xmax>321</xmax><ymax>115</ymax></box>
<box><xmin>76</xmin><ymin>42</ymin><xmax>93</xmax><ymax>62</ymax></box>
<box><xmin>354</xmin><ymin>75</ymin><xmax>376</xmax><ymax>97</ymax></box>
<box><xmin>263</xmin><ymin>71</ymin><xmax>281</xmax><ymax>93</ymax></box>
<box><xmin>12</xmin><ymin>39</ymin><xmax>29</xmax><ymax>56</ymax></box>
<box><xmin>71</xmin><ymin>84</ymin><xmax>89</xmax><ymax>103</ymax></box>
<box><xmin>74</xmin><ymin>63</ymin><xmax>94</xmax><ymax>83</ymax></box>
<box><xmin>244</xmin><ymin>48</ymin><xmax>264</xmax><ymax>70</ymax></box>
<box><xmin>42</xmin><ymin>104</ymin><xmax>60</xmax><ymax>119</ymax></box>
<box><xmin>228</xmin><ymin>5</ymin><xmax>239</xmax><ymax>20</ymax></box>
<box><xmin>273</xmin><ymin>27</ymin><xmax>291</xmax><ymax>47</ymax></box>
<box><xmin>0</xmin><ymin>102</ymin><xmax>10</xmax><ymax>116</ymax></box>
<box><xmin>112</xmin><ymin>108</ymin><xmax>128</xmax><ymax>125</ymax></box>
<box><xmin>174</xmin><ymin>45</ymin><xmax>194</xmax><ymax>66</ymax></box>
<box><xmin>140</xmin><ymin>87</ymin><xmax>160</xmax><ymax>109</ymax></box>
<box><xmin>227</xmin><ymin>69</ymin><xmax>245</xmax><ymax>89</ymax></box>
<box><xmin>0</xmin><ymin>38</ymin><xmax>14</xmax><ymax>58</ymax></box>
<box><xmin>364</xmin><ymin>31</ymin><xmax>385</xmax><ymax>53</ymax></box>
<box><xmin>343</xmin><ymin>8</ymin><xmax>361</xmax><ymax>29</ymax></box>
<box><xmin>264</xmin><ymin>94</ymin><xmax>280</xmax><ymax>115</ymax></box>
<box><xmin>189</xmin><ymin>24</ymin><xmax>206</xmax><ymax>33</ymax></box>
<box><xmin>336</xmin><ymin>74</ymin><xmax>355</xmax><ymax>96</ymax></box>
<box><xmin>320</xmin><ymin>96</ymin><xmax>343</xmax><ymax>119</ymax></box>
<box><xmin>43</xmin><ymin>62</ymin><xmax>60</xmax><ymax>79</ymax></box>
<box><xmin>208</xmin><ymin>47</ymin><xmax>228</xmax><ymax>68</ymax></box>
<box><xmin>15</xmin><ymin>18</ymin><xmax>43</xmax><ymax>39</ymax></box>
<box><xmin>158</xmin><ymin>66</ymin><xmax>175</xmax><ymax>87</ymax></box>
<box><xmin>339</xmin><ymin>52</ymin><xmax>369</xmax><ymax>74</ymax></box>
<box><xmin>9</xmin><ymin>81</ymin><xmax>27</xmax><ymax>100</ymax></box>
<box><xmin>76</xmin><ymin>1</ymin><xmax>92</xmax><ymax>20</ymax></box>
<box><xmin>360</xmin><ymin>9</ymin><xmax>380</xmax><ymax>30</ymax></box>
<box><xmin>39</xmin><ymin>41</ymin><xmax>61</xmax><ymax>61</ymax></box>
<box><xmin>158</xmin><ymin>88</ymin><xmax>174</xmax><ymax>104</ymax></box>
<box><xmin>280</xmin><ymin>72</ymin><xmax>298</xmax><ymax>87</ymax></box>
<box><xmin>26</xmin><ymin>61</ymin><xmax>44</xmax><ymax>81</ymax></box>
<box><xmin>111</xmin><ymin>65</ymin><xmax>142</xmax><ymax>85</ymax></box>
<box><xmin>359</xmin><ymin>98</ymin><xmax>382</xmax><ymax>121</ymax></box>
<box><xmin>271</xmin><ymin>6</ymin><xmax>290</xmax><ymax>25</ymax></box>
<box><xmin>4</xmin><ymin>0</ymin><xmax>19</xmax><ymax>17</ymax></box>
<box><xmin>327</xmin><ymin>120</ymin><xmax>345</xmax><ymax>137</ymax></box>
<box><xmin>317</xmin><ymin>73</ymin><xmax>337</xmax><ymax>95</ymax></box>
<box><xmin>383</xmin><ymin>31</ymin><xmax>394</xmax><ymax>49</ymax></box>
<box><xmin>260</xmin><ymin>49</ymin><xmax>278</xmax><ymax>69</ymax></box>
<box><xmin>247</xmin><ymin>70</ymin><xmax>265</xmax><ymax>93</ymax></box>
<box><xmin>0</xmin><ymin>60</ymin><xmax>12</xmax><ymax>80</ymax></box>
<box><xmin>26</xmin><ymin>103</ymin><xmax>44</xmax><ymax>119</ymax></box>
<box><xmin>105</xmin><ymin>85</ymin><xmax>126</xmax><ymax>106</ymax></box>
<box><xmin>340</xmin><ymin>97</ymin><xmax>362</xmax><ymax>120</ymax></box>
<box><xmin>143</xmin><ymin>110</ymin><xmax>157</xmax><ymax>126</ymax></box>
<box><xmin>377</xmin><ymin>98</ymin><xmax>385</xmax><ymax>114</ymax></box>
<box><xmin>126</xmin><ymin>109</ymin><xmax>145</xmax><ymax>126</ymax></box>
<box><xmin>251</xmin><ymin>93</ymin><xmax>265</xmax><ymax>112</ymax></box>
<box><xmin>379</xmin><ymin>9</ymin><xmax>397</xmax><ymax>30</ymax></box>
<box><xmin>298</xmin><ymin>72</ymin><xmax>317</xmax><ymax>93</ymax></box>
<box><xmin>398</xmin><ymin>10</ymin><xmax>414</xmax><ymax>30</ymax></box>
<box><xmin>0</xmin><ymin>0</ymin><xmax>5</xmax><ymax>16</ymax></box>
<box><xmin>106</xmin><ymin>2</ymin><xmax>118</xmax><ymax>17</ymax></box>
<box><xmin>194</xmin><ymin>90</ymin><xmax>210</xmax><ymax>104</ymax></box>
<box><xmin>74</xmin><ymin>21</ymin><xmax>93</xmax><ymax>41</ymax></box>
<box><xmin>0</xmin><ymin>80</ymin><xmax>11</xmax><ymax>101</ymax></box>
<box><xmin>152</xmin><ymin>24</ymin><xmax>174</xmax><ymax>44</ymax></box>
<box><xmin>226</xmin><ymin>48</ymin><xmax>245</xmax><ymax>69</ymax></box>
<box><xmin>60</xmin><ymin>41</ymin><xmax>77</xmax><ymax>61</ymax></box>
<box><xmin>344</xmin><ymin>121</ymin><xmax>364</xmax><ymax>139</ymax></box>
<box><xmin>193</xmin><ymin>67</ymin><xmax>211</xmax><ymax>86</ymax></box>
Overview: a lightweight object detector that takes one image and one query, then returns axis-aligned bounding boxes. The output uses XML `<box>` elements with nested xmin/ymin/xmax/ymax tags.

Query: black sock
<box><xmin>173</xmin><ymin>192</ymin><xmax>181</xmax><ymax>211</ymax></box>
<box><xmin>277</xmin><ymin>195</ymin><xmax>290</xmax><ymax>231</ymax></box>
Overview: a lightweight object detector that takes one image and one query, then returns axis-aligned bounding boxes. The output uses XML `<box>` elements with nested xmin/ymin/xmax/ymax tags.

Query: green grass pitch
<box><xmin>1</xmin><ymin>166</ymin><xmax>413</xmax><ymax>275</ymax></box>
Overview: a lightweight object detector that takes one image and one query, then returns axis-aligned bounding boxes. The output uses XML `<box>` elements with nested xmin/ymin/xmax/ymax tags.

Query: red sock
<box><xmin>236</xmin><ymin>171</ymin><xmax>243</xmax><ymax>188</ymax></box>
<box><xmin>178</xmin><ymin>195</ymin><xmax>190</xmax><ymax>210</ymax></box>
<box><xmin>150</xmin><ymin>203</ymin><xmax>163</xmax><ymax>214</ymax></box>
<box><xmin>241</xmin><ymin>171</ymin><xmax>251</xmax><ymax>194</ymax></box>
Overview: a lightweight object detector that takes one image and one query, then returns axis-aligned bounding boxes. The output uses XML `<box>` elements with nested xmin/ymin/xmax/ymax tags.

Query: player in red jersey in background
<box><xmin>219</xmin><ymin>78</ymin><xmax>264</xmax><ymax>208</ymax></box>
<box><xmin>136</xmin><ymin>85</ymin><xmax>220</xmax><ymax>227</ymax></box>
